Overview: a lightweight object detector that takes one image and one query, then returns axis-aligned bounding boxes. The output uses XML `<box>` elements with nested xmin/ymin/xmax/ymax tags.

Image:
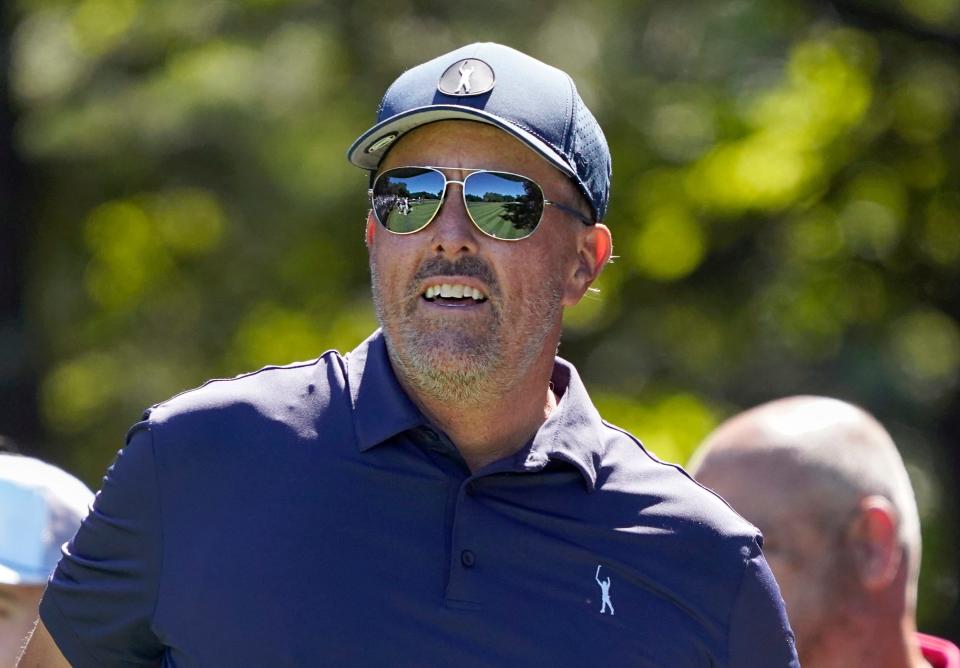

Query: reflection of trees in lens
<box><xmin>481</xmin><ymin>191</ymin><xmax>517</xmax><ymax>202</ymax></box>
<box><xmin>499</xmin><ymin>180</ymin><xmax>540</xmax><ymax>231</ymax></box>
<box><xmin>409</xmin><ymin>190</ymin><xmax>440</xmax><ymax>201</ymax></box>
<box><xmin>381</xmin><ymin>181</ymin><xmax>411</xmax><ymax>197</ymax></box>
<box><xmin>498</xmin><ymin>203</ymin><xmax>538</xmax><ymax>231</ymax></box>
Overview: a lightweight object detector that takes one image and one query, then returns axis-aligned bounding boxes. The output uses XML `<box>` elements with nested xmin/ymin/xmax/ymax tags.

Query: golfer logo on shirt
<box><xmin>595</xmin><ymin>565</ymin><xmax>614</xmax><ymax>615</ymax></box>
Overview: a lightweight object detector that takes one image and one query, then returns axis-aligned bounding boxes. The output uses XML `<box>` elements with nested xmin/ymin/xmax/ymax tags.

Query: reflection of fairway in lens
<box><xmin>385</xmin><ymin>201</ymin><xmax>439</xmax><ymax>233</ymax></box>
<box><xmin>467</xmin><ymin>202</ymin><xmax>530</xmax><ymax>239</ymax></box>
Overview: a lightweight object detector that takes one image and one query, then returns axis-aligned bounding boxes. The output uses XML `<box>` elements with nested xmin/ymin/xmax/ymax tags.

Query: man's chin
<box><xmin>392</xmin><ymin>336</ymin><xmax>498</xmax><ymax>396</ymax></box>
<box><xmin>406</xmin><ymin>346</ymin><xmax>493</xmax><ymax>382</ymax></box>
<box><xmin>400</xmin><ymin>320</ymin><xmax>492</xmax><ymax>354</ymax></box>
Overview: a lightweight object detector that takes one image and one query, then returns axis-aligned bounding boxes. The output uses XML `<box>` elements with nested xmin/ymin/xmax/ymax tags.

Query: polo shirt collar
<box><xmin>517</xmin><ymin>358</ymin><xmax>604</xmax><ymax>492</ymax></box>
<box><xmin>346</xmin><ymin>330</ymin><xmax>425</xmax><ymax>451</ymax></box>
<box><xmin>346</xmin><ymin>330</ymin><xmax>605</xmax><ymax>491</ymax></box>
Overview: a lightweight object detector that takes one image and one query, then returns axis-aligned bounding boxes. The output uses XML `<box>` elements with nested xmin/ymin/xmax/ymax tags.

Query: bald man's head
<box><xmin>688</xmin><ymin>396</ymin><xmax>923</xmax><ymax>667</ymax></box>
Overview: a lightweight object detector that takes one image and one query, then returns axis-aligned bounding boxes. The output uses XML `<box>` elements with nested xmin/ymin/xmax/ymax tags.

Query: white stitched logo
<box><xmin>437</xmin><ymin>58</ymin><xmax>495</xmax><ymax>97</ymax></box>
<box><xmin>456</xmin><ymin>61</ymin><xmax>475</xmax><ymax>94</ymax></box>
<box><xmin>595</xmin><ymin>565</ymin><xmax>614</xmax><ymax>615</ymax></box>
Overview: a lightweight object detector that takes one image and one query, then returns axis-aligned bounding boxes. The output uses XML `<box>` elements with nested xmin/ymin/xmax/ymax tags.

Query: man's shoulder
<box><xmin>575</xmin><ymin>420</ymin><xmax>777</xmax><ymax>647</ymax></box>
<box><xmin>597</xmin><ymin>419</ymin><xmax>761</xmax><ymax>550</ymax></box>
<box><xmin>144</xmin><ymin>349</ymin><xmax>349</xmax><ymax>429</ymax></box>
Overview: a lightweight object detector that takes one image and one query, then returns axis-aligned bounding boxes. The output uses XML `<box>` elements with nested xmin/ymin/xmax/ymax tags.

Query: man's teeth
<box><xmin>424</xmin><ymin>284</ymin><xmax>486</xmax><ymax>300</ymax></box>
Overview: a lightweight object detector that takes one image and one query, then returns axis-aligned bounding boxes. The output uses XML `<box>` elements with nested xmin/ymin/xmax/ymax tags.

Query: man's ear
<box><xmin>847</xmin><ymin>496</ymin><xmax>902</xmax><ymax>591</ymax></box>
<box><xmin>562</xmin><ymin>223</ymin><xmax>612</xmax><ymax>306</ymax></box>
<box><xmin>365</xmin><ymin>211</ymin><xmax>376</xmax><ymax>247</ymax></box>
<box><xmin>591</xmin><ymin>223</ymin><xmax>613</xmax><ymax>272</ymax></box>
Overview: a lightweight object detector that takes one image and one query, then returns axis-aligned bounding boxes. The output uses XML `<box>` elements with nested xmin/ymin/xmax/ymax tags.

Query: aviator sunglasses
<box><xmin>369</xmin><ymin>166</ymin><xmax>594</xmax><ymax>241</ymax></box>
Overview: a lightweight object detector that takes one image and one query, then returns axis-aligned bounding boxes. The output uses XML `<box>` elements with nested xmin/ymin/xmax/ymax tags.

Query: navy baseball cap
<box><xmin>347</xmin><ymin>42</ymin><xmax>612</xmax><ymax>222</ymax></box>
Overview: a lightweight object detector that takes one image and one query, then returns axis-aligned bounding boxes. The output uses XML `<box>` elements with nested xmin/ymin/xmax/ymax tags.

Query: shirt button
<box><xmin>461</xmin><ymin>550</ymin><xmax>476</xmax><ymax>568</ymax></box>
<box><xmin>465</xmin><ymin>482</ymin><xmax>476</xmax><ymax>496</ymax></box>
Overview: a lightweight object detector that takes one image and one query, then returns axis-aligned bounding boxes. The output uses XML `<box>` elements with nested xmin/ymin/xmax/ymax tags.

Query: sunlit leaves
<box><xmin>165</xmin><ymin>40</ymin><xmax>260</xmax><ymax>108</ymax></box>
<box><xmin>837</xmin><ymin>168</ymin><xmax>908</xmax><ymax>261</ymax></box>
<box><xmin>892</xmin><ymin>61</ymin><xmax>960</xmax><ymax>144</ymax></box>
<box><xmin>669</xmin><ymin>304</ymin><xmax>728</xmax><ymax>366</ymax></box>
<box><xmin>82</xmin><ymin>189</ymin><xmax>225</xmax><ymax>310</ymax></box>
<box><xmin>899</xmin><ymin>0</ymin><xmax>960</xmax><ymax>26</ymax></box>
<box><xmin>11</xmin><ymin>10</ymin><xmax>92</xmax><ymax>102</ymax></box>
<box><xmin>633</xmin><ymin>205</ymin><xmax>706</xmax><ymax>281</ymax></box>
<box><xmin>229</xmin><ymin>301</ymin><xmax>378</xmax><ymax>371</ymax></box>
<box><xmin>41</xmin><ymin>352</ymin><xmax>122</xmax><ymax>433</ymax></box>
<box><xmin>688</xmin><ymin>136</ymin><xmax>820</xmax><ymax>212</ymax></box>
<box><xmin>919</xmin><ymin>193</ymin><xmax>960</xmax><ymax>268</ymax></box>
<box><xmin>687</xmin><ymin>31</ymin><xmax>875</xmax><ymax>213</ymax></box>
<box><xmin>782</xmin><ymin>206</ymin><xmax>844</xmax><ymax>261</ymax></box>
<box><xmin>646</xmin><ymin>96</ymin><xmax>717</xmax><ymax>163</ymax></box>
<box><xmin>84</xmin><ymin>200</ymin><xmax>166</xmax><ymax>309</ymax></box>
<box><xmin>889</xmin><ymin>308</ymin><xmax>960</xmax><ymax>398</ymax></box>
<box><xmin>153</xmin><ymin>189</ymin><xmax>225</xmax><ymax>254</ymax></box>
<box><xmin>594</xmin><ymin>391</ymin><xmax>721</xmax><ymax>466</ymax></box>
<box><xmin>230</xmin><ymin>303</ymin><xmax>332</xmax><ymax>369</ymax></box>
<box><xmin>70</xmin><ymin>0</ymin><xmax>140</xmax><ymax>55</ymax></box>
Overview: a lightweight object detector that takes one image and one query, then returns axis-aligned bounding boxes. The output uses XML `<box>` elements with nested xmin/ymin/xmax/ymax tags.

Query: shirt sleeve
<box><xmin>727</xmin><ymin>549</ymin><xmax>800</xmax><ymax>667</ymax></box>
<box><xmin>39</xmin><ymin>420</ymin><xmax>165</xmax><ymax>667</ymax></box>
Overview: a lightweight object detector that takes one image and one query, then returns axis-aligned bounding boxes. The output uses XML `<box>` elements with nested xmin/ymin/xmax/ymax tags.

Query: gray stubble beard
<box><xmin>370</xmin><ymin>261</ymin><xmax>564</xmax><ymax>406</ymax></box>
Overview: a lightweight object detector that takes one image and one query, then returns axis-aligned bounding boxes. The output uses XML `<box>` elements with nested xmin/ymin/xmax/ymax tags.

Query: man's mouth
<box><xmin>422</xmin><ymin>283</ymin><xmax>489</xmax><ymax>305</ymax></box>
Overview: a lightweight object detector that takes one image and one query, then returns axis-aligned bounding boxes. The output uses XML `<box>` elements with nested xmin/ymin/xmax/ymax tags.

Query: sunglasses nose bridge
<box><xmin>432</xmin><ymin>177</ymin><xmax>471</xmax><ymax>222</ymax></box>
<box><xmin>427</xmin><ymin>176</ymin><xmax>485</xmax><ymax>251</ymax></box>
<box><xmin>438</xmin><ymin>177</ymin><xmax>466</xmax><ymax>212</ymax></box>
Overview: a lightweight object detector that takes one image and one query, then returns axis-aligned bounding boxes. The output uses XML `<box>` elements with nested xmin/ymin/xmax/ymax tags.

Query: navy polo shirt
<box><xmin>41</xmin><ymin>330</ymin><xmax>798</xmax><ymax>667</ymax></box>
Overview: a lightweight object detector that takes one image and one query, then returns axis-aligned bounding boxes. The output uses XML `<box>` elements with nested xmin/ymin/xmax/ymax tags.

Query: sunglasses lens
<box><xmin>372</xmin><ymin>168</ymin><xmax>445</xmax><ymax>233</ymax></box>
<box><xmin>463</xmin><ymin>171</ymin><xmax>544</xmax><ymax>240</ymax></box>
<box><xmin>372</xmin><ymin>168</ymin><xmax>545</xmax><ymax>240</ymax></box>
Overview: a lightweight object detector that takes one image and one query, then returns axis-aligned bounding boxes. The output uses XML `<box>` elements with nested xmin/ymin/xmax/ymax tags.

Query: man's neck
<box><xmin>398</xmin><ymin>350</ymin><xmax>560</xmax><ymax>472</ymax></box>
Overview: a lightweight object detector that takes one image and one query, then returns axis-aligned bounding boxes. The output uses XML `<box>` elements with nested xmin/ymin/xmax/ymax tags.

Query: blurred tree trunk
<box><xmin>0</xmin><ymin>0</ymin><xmax>41</xmax><ymax>449</ymax></box>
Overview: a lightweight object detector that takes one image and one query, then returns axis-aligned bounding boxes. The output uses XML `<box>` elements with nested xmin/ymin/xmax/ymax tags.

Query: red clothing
<box><xmin>919</xmin><ymin>633</ymin><xmax>960</xmax><ymax>668</ymax></box>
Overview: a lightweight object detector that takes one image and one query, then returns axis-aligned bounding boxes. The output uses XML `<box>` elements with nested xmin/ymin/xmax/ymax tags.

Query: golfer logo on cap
<box><xmin>438</xmin><ymin>58</ymin><xmax>495</xmax><ymax>96</ymax></box>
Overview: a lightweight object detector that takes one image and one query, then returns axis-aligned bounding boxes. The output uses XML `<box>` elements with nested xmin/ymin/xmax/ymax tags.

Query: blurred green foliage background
<box><xmin>1</xmin><ymin>0</ymin><xmax>958</xmax><ymax>637</ymax></box>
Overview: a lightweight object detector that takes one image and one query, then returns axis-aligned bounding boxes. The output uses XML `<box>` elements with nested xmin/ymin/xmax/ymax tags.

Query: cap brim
<box><xmin>346</xmin><ymin>105</ymin><xmax>576</xmax><ymax>181</ymax></box>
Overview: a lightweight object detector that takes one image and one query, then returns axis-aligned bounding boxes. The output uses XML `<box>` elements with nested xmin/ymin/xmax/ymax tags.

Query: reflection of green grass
<box><xmin>384</xmin><ymin>201</ymin><xmax>437</xmax><ymax>233</ymax></box>
<box><xmin>384</xmin><ymin>201</ymin><xmax>528</xmax><ymax>237</ymax></box>
<box><xmin>466</xmin><ymin>202</ymin><xmax>516</xmax><ymax>238</ymax></box>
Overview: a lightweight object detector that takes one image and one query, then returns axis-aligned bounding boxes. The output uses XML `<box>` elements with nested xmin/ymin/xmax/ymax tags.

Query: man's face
<box><xmin>694</xmin><ymin>456</ymin><xmax>857</xmax><ymax>666</ymax></box>
<box><xmin>368</xmin><ymin>121</ymin><xmax>594</xmax><ymax>402</ymax></box>
<box><xmin>0</xmin><ymin>583</ymin><xmax>44</xmax><ymax>666</ymax></box>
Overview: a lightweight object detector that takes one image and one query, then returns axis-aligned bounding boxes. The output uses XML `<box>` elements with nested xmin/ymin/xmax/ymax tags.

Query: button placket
<box><xmin>444</xmin><ymin>477</ymin><xmax>485</xmax><ymax>608</ymax></box>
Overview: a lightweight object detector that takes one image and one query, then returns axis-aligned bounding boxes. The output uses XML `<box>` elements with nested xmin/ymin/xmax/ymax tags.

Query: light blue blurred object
<box><xmin>0</xmin><ymin>454</ymin><xmax>94</xmax><ymax>585</ymax></box>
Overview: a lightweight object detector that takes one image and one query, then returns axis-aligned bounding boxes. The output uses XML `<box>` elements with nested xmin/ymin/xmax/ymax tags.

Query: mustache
<box><xmin>412</xmin><ymin>256</ymin><xmax>499</xmax><ymax>296</ymax></box>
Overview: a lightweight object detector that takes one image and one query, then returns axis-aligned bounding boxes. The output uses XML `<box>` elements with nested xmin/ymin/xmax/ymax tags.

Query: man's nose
<box><xmin>428</xmin><ymin>184</ymin><xmax>481</xmax><ymax>256</ymax></box>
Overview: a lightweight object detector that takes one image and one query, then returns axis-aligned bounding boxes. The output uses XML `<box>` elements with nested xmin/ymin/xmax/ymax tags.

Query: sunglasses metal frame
<box><xmin>369</xmin><ymin>165</ymin><xmax>594</xmax><ymax>241</ymax></box>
